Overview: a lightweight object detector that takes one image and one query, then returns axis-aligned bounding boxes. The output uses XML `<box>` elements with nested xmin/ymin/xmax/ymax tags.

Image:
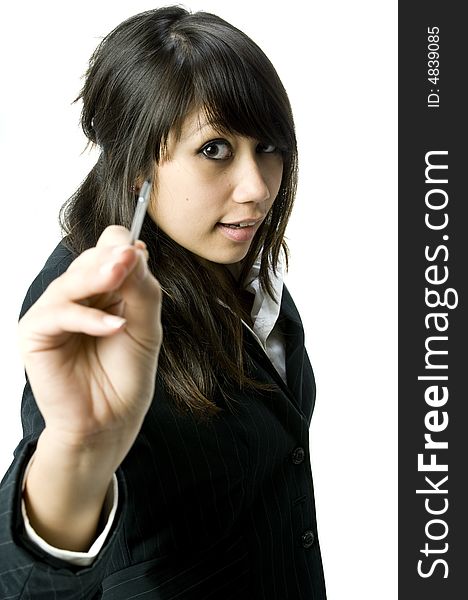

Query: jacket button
<box><xmin>291</xmin><ymin>447</ymin><xmax>305</xmax><ymax>465</ymax></box>
<box><xmin>301</xmin><ymin>530</ymin><xmax>315</xmax><ymax>549</ymax></box>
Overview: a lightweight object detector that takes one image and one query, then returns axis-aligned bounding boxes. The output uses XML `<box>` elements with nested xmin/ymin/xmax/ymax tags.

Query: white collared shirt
<box><xmin>231</xmin><ymin>251</ymin><xmax>287</xmax><ymax>383</ymax></box>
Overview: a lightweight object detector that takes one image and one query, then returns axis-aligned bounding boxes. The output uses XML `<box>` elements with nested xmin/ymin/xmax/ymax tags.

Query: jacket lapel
<box><xmin>242</xmin><ymin>284</ymin><xmax>307</xmax><ymax>416</ymax></box>
<box><xmin>278</xmin><ymin>285</ymin><xmax>306</xmax><ymax>410</ymax></box>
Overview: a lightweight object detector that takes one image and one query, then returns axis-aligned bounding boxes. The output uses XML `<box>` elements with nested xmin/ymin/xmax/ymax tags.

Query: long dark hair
<box><xmin>60</xmin><ymin>5</ymin><xmax>298</xmax><ymax>419</ymax></box>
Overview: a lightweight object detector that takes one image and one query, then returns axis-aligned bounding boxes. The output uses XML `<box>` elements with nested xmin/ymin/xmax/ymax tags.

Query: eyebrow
<box><xmin>181</xmin><ymin>120</ymin><xmax>223</xmax><ymax>141</ymax></box>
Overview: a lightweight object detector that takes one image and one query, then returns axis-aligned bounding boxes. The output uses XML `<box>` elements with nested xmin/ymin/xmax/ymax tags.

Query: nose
<box><xmin>231</xmin><ymin>154</ymin><xmax>272</xmax><ymax>205</ymax></box>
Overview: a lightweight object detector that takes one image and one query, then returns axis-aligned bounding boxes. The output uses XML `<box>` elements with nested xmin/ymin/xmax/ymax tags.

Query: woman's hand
<box><xmin>18</xmin><ymin>225</ymin><xmax>163</xmax><ymax>452</ymax></box>
<box><xmin>18</xmin><ymin>225</ymin><xmax>163</xmax><ymax>550</ymax></box>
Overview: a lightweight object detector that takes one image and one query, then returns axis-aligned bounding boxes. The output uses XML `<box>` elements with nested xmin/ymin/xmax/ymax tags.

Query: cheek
<box><xmin>268</xmin><ymin>161</ymin><xmax>284</xmax><ymax>201</ymax></box>
<box><xmin>149</xmin><ymin>184</ymin><xmax>220</xmax><ymax>234</ymax></box>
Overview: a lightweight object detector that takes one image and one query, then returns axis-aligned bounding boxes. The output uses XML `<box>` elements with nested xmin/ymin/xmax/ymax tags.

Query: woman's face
<box><xmin>148</xmin><ymin>109</ymin><xmax>284</xmax><ymax>265</ymax></box>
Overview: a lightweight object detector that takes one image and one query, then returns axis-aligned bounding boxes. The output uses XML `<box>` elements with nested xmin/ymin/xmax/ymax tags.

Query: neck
<box><xmin>196</xmin><ymin>258</ymin><xmax>254</xmax><ymax>325</ymax></box>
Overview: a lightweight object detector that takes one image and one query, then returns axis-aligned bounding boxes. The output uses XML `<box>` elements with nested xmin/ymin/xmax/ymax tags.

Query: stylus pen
<box><xmin>129</xmin><ymin>179</ymin><xmax>152</xmax><ymax>244</ymax></box>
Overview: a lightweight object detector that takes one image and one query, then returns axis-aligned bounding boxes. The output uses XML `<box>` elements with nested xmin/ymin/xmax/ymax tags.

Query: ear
<box><xmin>133</xmin><ymin>165</ymin><xmax>157</xmax><ymax>195</ymax></box>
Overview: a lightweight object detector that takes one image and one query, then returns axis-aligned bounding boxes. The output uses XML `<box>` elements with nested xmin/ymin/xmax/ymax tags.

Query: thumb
<box><xmin>93</xmin><ymin>225</ymin><xmax>162</xmax><ymax>345</ymax></box>
<box><xmin>118</xmin><ymin>245</ymin><xmax>163</xmax><ymax>345</ymax></box>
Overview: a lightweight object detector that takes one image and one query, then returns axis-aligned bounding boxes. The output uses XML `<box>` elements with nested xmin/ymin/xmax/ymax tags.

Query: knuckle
<box><xmin>45</xmin><ymin>275</ymin><xmax>64</xmax><ymax>297</ymax></box>
<box><xmin>97</xmin><ymin>225</ymin><xmax>131</xmax><ymax>247</ymax></box>
<box><xmin>67</xmin><ymin>247</ymin><xmax>94</xmax><ymax>271</ymax></box>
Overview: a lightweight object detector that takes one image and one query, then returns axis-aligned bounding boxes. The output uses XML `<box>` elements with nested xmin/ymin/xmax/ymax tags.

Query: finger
<box><xmin>45</xmin><ymin>245</ymin><xmax>143</xmax><ymax>305</ymax></box>
<box><xmin>32</xmin><ymin>228</ymin><xmax>160</xmax><ymax>343</ymax></box>
<box><xmin>66</xmin><ymin>227</ymin><xmax>148</xmax><ymax>278</ymax></box>
<box><xmin>134</xmin><ymin>240</ymin><xmax>149</xmax><ymax>261</ymax></box>
<box><xmin>64</xmin><ymin>224</ymin><xmax>130</xmax><ymax>276</ymax></box>
<box><xmin>19</xmin><ymin>302</ymin><xmax>127</xmax><ymax>353</ymax></box>
<box><xmin>96</xmin><ymin>225</ymin><xmax>132</xmax><ymax>248</ymax></box>
<box><xmin>46</xmin><ymin>246</ymin><xmax>160</xmax><ymax>343</ymax></box>
<box><xmin>116</xmin><ymin>250</ymin><xmax>163</xmax><ymax>342</ymax></box>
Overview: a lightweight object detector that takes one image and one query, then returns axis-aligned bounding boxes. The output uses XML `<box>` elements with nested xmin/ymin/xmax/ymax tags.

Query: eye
<box><xmin>257</xmin><ymin>142</ymin><xmax>278</xmax><ymax>154</ymax></box>
<box><xmin>200</xmin><ymin>139</ymin><xmax>232</xmax><ymax>160</ymax></box>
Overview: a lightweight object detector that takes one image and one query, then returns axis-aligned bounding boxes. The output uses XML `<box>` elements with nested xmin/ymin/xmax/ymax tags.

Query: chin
<box><xmin>195</xmin><ymin>251</ymin><xmax>248</xmax><ymax>270</ymax></box>
<box><xmin>216</xmin><ymin>247</ymin><xmax>251</xmax><ymax>265</ymax></box>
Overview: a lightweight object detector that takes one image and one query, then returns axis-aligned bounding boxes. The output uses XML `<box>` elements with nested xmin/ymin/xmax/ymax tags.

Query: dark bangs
<box><xmin>166</xmin><ymin>13</ymin><xmax>296</xmax><ymax>159</ymax></box>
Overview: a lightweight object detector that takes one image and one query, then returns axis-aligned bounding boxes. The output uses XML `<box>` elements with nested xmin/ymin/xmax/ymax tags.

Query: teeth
<box><xmin>223</xmin><ymin>221</ymin><xmax>256</xmax><ymax>228</ymax></box>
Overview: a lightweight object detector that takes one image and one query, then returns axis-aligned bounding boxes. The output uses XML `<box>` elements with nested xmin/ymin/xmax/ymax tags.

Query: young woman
<box><xmin>0</xmin><ymin>6</ymin><xmax>327</xmax><ymax>599</ymax></box>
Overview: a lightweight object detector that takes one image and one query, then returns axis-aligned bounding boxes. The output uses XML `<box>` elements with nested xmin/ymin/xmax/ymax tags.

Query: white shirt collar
<box><xmin>223</xmin><ymin>251</ymin><xmax>287</xmax><ymax>383</ymax></box>
<box><xmin>225</xmin><ymin>250</ymin><xmax>285</xmax><ymax>347</ymax></box>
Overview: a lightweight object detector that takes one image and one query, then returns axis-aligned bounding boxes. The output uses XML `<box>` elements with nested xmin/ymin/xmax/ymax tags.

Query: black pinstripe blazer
<box><xmin>0</xmin><ymin>242</ymin><xmax>327</xmax><ymax>599</ymax></box>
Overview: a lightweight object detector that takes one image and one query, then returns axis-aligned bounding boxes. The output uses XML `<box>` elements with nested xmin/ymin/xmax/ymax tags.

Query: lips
<box><xmin>216</xmin><ymin>219</ymin><xmax>262</xmax><ymax>242</ymax></box>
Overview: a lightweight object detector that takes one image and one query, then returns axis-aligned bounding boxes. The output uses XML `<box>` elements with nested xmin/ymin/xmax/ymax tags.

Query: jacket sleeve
<box><xmin>0</xmin><ymin>243</ymin><xmax>128</xmax><ymax>600</ymax></box>
<box><xmin>21</xmin><ymin>461</ymin><xmax>119</xmax><ymax>567</ymax></box>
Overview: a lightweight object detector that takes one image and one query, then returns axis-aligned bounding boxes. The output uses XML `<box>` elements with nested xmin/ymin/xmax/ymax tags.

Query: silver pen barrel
<box><xmin>129</xmin><ymin>179</ymin><xmax>152</xmax><ymax>244</ymax></box>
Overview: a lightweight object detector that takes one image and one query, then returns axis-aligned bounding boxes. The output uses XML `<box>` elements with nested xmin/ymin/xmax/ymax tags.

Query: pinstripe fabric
<box><xmin>0</xmin><ymin>242</ymin><xmax>327</xmax><ymax>599</ymax></box>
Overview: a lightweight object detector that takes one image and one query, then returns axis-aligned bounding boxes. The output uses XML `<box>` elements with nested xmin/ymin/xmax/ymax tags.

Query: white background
<box><xmin>0</xmin><ymin>1</ymin><xmax>397</xmax><ymax>598</ymax></box>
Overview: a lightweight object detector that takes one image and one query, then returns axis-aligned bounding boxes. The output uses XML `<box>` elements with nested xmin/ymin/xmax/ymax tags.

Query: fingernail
<box><xmin>102</xmin><ymin>315</ymin><xmax>126</xmax><ymax>329</ymax></box>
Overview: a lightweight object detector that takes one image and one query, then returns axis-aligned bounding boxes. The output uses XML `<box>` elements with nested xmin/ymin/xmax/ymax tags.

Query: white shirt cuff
<box><xmin>21</xmin><ymin>453</ymin><xmax>119</xmax><ymax>567</ymax></box>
